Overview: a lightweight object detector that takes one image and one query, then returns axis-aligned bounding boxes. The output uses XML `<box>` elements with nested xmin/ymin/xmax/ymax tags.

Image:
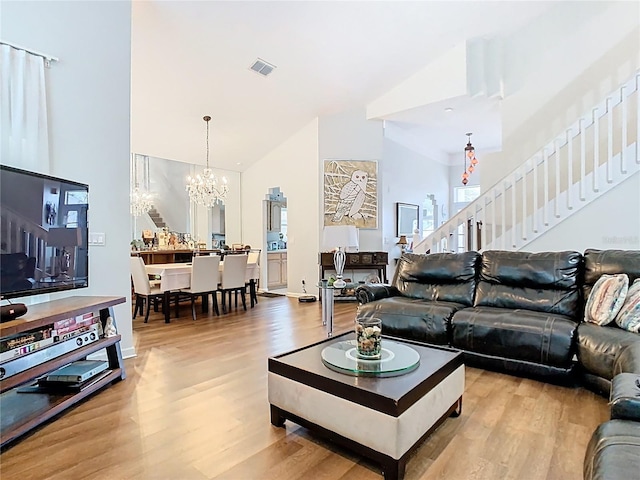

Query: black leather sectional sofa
<box><xmin>355</xmin><ymin>249</ymin><xmax>640</xmax><ymax>480</ymax></box>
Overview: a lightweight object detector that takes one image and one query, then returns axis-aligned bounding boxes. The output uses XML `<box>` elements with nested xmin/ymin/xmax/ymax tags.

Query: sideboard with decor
<box><xmin>319</xmin><ymin>251</ymin><xmax>388</xmax><ymax>301</ymax></box>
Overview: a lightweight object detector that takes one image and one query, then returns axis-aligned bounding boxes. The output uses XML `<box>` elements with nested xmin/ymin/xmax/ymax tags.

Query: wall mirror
<box><xmin>130</xmin><ymin>154</ymin><xmax>228</xmax><ymax>246</ymax></box>
<box><xmin>396</xmin><ymin>203</ymin><xmax>419</xmax><ymax>237</ymax></box>
<box><xmin>130</xmin><ymin>154</ymin><xmax>191</xmax><ymax>240</ymax></box>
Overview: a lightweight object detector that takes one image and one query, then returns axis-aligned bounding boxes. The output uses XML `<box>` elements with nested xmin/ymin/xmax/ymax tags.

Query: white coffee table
<box><xmin>268</xmin><ymin>332</ymin><xmax>464</xmax><ymax>480</ymax></box>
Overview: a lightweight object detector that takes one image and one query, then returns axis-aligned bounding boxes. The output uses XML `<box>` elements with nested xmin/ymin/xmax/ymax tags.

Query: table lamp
<box><xmin>322</xmin><ymin>225</ymin><xmax>359</xmax><ymax>288</ymax></box>
<box><xmin>397</xmin><ymin>235</ymin><xmax>408</xmax><ymax>253</ymax></box>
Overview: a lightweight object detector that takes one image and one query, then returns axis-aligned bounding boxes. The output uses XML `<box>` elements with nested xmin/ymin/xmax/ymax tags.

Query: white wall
<box><xmin>241</xmin><ymin>119</ymin><xmax>320</xmax><ymax>295</ymax></box>
<box><xmin>526</xmin><ymin>172</ymin><xmax>640</xmax><ymax>253</ymax></box>
<box><xmin>383</xmin><ymin>131</ymin><xmax>450</xmax><ymax>266</ymax></box>
<box><xmin>484</xmin><ymin>2</ymin><xmax>640</xmax><ymax>188</ymax></box>
<box><xmin>2</xmin><ymin>1</ymin><xmax>135</xmax><ymax>358</ymax></box>
<box><xmin>367</xmin><ymin>42</ymin><xmax>468</xmax><ymax>119</ymax></box>
<box><xmin>319</xmin><ymin>108</ymin><xmax>384</xmax><ymax>254</ymax></box>
<box><xmin>243</xmin><ymin>106</ymin><xmax>460</xmax><ymax>288</ymax></box>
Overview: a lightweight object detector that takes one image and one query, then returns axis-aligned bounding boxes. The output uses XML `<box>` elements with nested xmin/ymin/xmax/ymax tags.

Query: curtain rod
<box><xmin>0</xmin><ymin>40</ymin><xmax>59</xmax><ymax>67</ymax></box>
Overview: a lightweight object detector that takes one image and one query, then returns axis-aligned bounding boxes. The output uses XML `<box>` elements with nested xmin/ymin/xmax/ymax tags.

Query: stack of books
<box><xmin>0</xmin><ymin>314</ymin><xmax>100</xmax><ymax>365</ymax></box>
<box><xmin>52</xmin><ymin>313</ymin><xmax>101</xmax><ymax>342</ymax></box>
<box><xmin>1</xmin><ymin>326</ymin><xmax>55</xmax><ymax>363</ymax></box>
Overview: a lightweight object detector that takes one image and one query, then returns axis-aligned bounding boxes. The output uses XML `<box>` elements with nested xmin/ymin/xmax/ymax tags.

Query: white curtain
<box><xmin>0</xmin><ymin>43</ymin><xmax>50</xmax><ymax>172</ymax></box>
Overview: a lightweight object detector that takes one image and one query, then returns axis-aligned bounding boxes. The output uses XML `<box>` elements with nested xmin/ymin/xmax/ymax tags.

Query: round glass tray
<box><xmin>321</xmin><ymin>339</ymin><xmax>420</xmax><ymax>377</ymax></box>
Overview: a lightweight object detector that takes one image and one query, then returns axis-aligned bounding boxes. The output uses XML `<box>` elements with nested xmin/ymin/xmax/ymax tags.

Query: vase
<box><xmin>355</xmin><ymin>317</ymin><xmax>382</xmax><ymax>359</ymax></box>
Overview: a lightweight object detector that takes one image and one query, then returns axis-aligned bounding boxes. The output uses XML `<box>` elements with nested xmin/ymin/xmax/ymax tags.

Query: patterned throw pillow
<box><xmin>584</xmin><ymin>274</ymin><xmax>629</xmax><ymax>325</ymax></box>
<box><xmin>614</xmin><ymin>278</ymin><xmax>640</xmax><ymax>333</ymax></box>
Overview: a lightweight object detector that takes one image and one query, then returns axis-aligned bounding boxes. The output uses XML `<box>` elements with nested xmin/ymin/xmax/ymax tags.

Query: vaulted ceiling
<box><xmin>131</xmin><ymin>1</ymin><xmax>557</xmax><ymax>172</ymax></box>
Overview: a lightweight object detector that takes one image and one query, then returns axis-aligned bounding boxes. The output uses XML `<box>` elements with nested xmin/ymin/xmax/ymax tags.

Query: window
<box><xmin>65</xmin><ymin>190</ymin><xmax>88</xmax><ymax>205</ymax></box>
<box><xmin>454</xmin><ymin>186</ymin><xmax>480</xmax><ymax>203</ymax></box>
<box><xmin>453</xmin><ymin>186</ymin><xmax>481</xmax><ymax>253</ymax></box>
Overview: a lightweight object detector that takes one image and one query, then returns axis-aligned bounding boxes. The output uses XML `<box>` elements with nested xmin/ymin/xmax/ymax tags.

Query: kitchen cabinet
<box><xmin>282</xmin><ymin>254</ymin><xmax>287</xmax><ymax>284</ymax></box>
<box><xmin>267</xmin><ymin>251</ymin><xmax>287</xmax><ymax>288</ymax></box>
<box><xmin>267</xmin><ymin>201</ymin><xmax>282</xmax><ymax>232</ymax></box>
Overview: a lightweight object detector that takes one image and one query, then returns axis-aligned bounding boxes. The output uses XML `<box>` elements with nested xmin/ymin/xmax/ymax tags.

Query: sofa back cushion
<box><xmin>392</xmin><ymin>251</ymin><xmax>480</xmax><ymax>306</ymax></box>
<box><xmin>474</xmin><ymin>250</ymin><xmax>582</xmax><ymax>318</ymax></box>
<box><xmin>583</xmin><ymin>249</ymin><xmax>640</xmax><ymax>301</ymax></box>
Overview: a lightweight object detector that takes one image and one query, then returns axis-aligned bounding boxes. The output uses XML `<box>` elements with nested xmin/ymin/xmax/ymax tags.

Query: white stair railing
<box><xmin>415</xmin><ymin>71</ymin><xmax>639</xmax><ymax>254</ymax></box>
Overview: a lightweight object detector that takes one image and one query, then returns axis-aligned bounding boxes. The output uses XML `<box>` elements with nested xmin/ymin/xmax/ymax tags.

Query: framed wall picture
<box><xmin>396</xmin><ymin>202</ymin><xmax>419</xmax><ymax>237</ymax></box>
<box><xmin>323</xmin><ymin>159</ymin><xmax>378</xmax><ymax>228</ymax></box>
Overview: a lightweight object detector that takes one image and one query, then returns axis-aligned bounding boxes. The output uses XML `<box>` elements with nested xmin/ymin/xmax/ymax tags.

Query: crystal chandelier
<box><xmin>461</xmin><ymin>132</ymin><xmax>479</xmax><ymax>185</ymax></box>
<box><xmin>130</xmin><ymin>154</ymin><xmax>154</xmax><ymax>216</ymax></box>
<box><xmin>186</xmin><ymin>115</ymin><xmax>228</xmax><ymax>207</ymax></box>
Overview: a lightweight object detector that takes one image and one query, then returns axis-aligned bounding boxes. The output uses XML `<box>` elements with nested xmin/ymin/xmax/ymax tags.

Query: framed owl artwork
<box><xmin>323</xmin><ymin>159</ymin><xmax>378</xmax><ymax>228</ymax></box>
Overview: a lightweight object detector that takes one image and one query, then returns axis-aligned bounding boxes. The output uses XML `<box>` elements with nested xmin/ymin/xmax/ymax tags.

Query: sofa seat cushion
<box><xmin>357</xmin><ymin>297</ymin><xmax>464</xmax><ymax>345</ymax></box>
<box><xmin>610</xmin><ymin>373</ymin><xmax>640</xmax><ymax>421</ymax></box>
<box><xmin>451</xmin><ymin>307</ymin><xmax>577</xmax><ymax>368</ymax></box>
<box><xmin>614</xmin><ymin>343</ymin><xmax>640</xmax><ymax>376</ymax></box>
<box><xmin>584</xmin><ymin>420</ymin><xmax>640</xmax><ymax>480</ymax></box>
<box><xmin>578</xmin><ymin>322</ymin><xmax>640</xmax><ymax>381</ymax></box>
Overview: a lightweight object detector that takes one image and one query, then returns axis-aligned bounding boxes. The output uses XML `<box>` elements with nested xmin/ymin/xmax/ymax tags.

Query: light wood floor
<box><xmin>1</xmin><ymin>296</ymin><xmax>608</xmax><ymax>480</ymax></box>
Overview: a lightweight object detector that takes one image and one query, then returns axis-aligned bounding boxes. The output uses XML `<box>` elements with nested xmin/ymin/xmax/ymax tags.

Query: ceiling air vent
<box><xmin>249</xmin><ymin>58</ymin><xmax>276</xmax><ymax>77</ymax></box>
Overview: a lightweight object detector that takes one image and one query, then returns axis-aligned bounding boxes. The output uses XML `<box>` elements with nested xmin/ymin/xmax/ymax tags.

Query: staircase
<box><xmin>147</xmin><ymin>206</ymin><xmax>167</xmax><ymax>229</ymax></box>
<box><xmin>415</xmin><ymin>71</ymin><xmax>639</xmax><ymax>254</ymax></box>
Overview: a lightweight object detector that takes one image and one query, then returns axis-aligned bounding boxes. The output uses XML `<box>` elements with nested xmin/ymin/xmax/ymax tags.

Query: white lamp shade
<box><xmin>322</xmin><ymin>225</ymin><xmax>359</xmax><ymax>251</ymax></box>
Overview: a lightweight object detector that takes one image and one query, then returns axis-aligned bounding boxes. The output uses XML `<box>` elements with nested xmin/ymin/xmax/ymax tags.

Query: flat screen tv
<box><xmin>0</xmin><ymin>165</ymin><xmax>89</xmax><ymax>300</ymax></box>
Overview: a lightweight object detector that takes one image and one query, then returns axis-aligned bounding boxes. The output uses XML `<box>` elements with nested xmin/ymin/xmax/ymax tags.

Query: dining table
<box><xmin>145</xmin><ymin>261</ymin><xmax>260</xmax><ymax>322</ymax></box>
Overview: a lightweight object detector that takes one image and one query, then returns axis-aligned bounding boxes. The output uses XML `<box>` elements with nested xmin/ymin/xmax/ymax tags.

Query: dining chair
<box><xmin>219</xmin><ymin>253</ymin><xmax>248</xmax><ymax>313</ymax></box>
<box><xmin>246</xmin><ymin>250</ymin><xmax>261</xmax><ymax>307</ymax></box>
<box><xmin>179</xmin><ymin>255</ymin><xmax>221</xmax><ymax>320</ymax></box>
<box><xmin>130</xmin><ymin>257</ymin><xmax>164</xmax><ymax>323</ymax></box>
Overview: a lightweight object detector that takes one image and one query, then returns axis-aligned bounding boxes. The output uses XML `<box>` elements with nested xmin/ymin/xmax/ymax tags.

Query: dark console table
<box><xmin>319</xmin><ymin>251</ymin><xmax>388</xmax><ymax>298</ymax></box>
<box><xmin>131</xmin><ymin>249</ymin><xmax>219</xmax><ymax>265</ymax></box>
